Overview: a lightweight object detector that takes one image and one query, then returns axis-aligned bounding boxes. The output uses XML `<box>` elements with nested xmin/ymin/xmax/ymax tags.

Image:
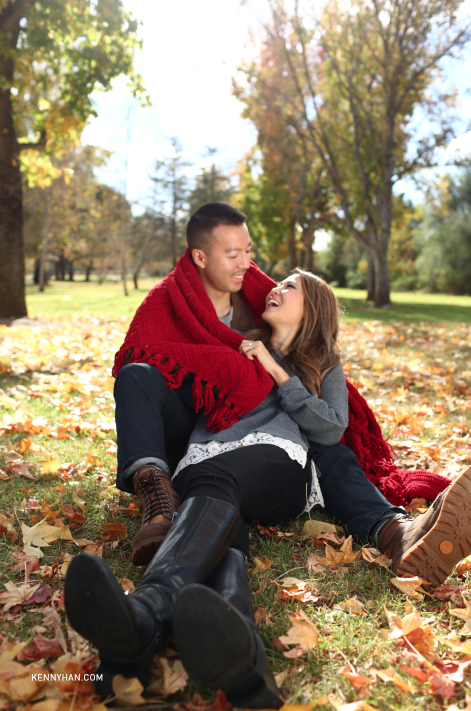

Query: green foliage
<box><xmin>0</xmin><ymin>0</ymin><xmax>145</xmax><ymax>185</ymax></box>
<box><xmin>416</xmin><ymin>170</ymin><xmax>471</xmax><ymax>294</ymax></box>
<box><xmin>188</xmin><ymin>164</ymin><xmax>233</xmax><ymax>215</ymax></box>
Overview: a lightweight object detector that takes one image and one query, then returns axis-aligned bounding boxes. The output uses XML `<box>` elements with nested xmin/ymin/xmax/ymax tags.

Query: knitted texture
<box><xmin>113</xmin><ymin>249</ymin><xmax>451</xmax><ymax>505</ymax></box>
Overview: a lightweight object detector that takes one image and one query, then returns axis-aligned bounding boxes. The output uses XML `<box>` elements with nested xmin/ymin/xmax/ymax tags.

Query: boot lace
<box><xmin>139</xmin><ymin>473</ymin><xmax>172</xmax><ymax>524</ymax></box>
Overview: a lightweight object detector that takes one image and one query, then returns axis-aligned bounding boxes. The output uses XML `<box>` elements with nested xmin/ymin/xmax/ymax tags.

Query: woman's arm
<box><xmin>277</xmin><ymin>362</ymin><xmax>349</xmax><ymax>445</ymax></box>
<box><xmin>239</xmin><ymin>340</ymin><xmax>290</xmax><ymax>386</ymax></box>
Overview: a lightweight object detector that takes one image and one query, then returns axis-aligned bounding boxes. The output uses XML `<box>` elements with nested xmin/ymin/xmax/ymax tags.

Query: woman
<box><xmin>64</xmin><ymin>270</ymin><xmax>348</xmax><ymax>707</ymax></box>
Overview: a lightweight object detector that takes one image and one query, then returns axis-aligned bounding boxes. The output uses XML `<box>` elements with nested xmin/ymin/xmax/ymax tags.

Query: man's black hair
<box><xmin>187</xmin><ymin>202</ymin><xmax>247</xmax><ymax>255</ymax></box>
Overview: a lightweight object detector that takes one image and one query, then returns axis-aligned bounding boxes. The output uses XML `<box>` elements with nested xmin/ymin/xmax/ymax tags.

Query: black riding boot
<box><xmin>64</xmin><ymin>496</ymin><xmax>240</xmax><ymax>696</ymax></box>
<box><xmin>174</xmin><ymin>548</ymin><xmax>282</xmax><ymax>709</ymax></box>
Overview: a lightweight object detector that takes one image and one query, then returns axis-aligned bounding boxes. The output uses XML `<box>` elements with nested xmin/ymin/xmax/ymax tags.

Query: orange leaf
<box><xmin>339</xmin><ymin>666</ymin><xmax>373</xmax><ymax>689</ymax></box>
<box><xmin>100</xmin><ymin>522</ymin><xmax>127</xmax><ymax>541</ymax></box>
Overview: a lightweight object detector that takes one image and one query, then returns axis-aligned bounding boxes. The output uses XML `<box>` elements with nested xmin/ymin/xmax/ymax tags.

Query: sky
<box><xmin>82</xmin><ymin>0</ymin><xmax>471</xmax><ymax>248</ymax></box>
<box><xmin>82</xmin><ymin>0</ymin><xmax>265</xmax><ymax>211</ymax></box>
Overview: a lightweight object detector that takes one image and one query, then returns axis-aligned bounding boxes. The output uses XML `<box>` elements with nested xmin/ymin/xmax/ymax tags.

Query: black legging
<box><xmin>173</xmin><ymin>444</ymin><xmax>311</xmax><ymax>557</ymax></box>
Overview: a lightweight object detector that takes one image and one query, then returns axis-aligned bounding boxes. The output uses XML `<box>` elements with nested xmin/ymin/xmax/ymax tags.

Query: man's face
<box><xmin>193</xmin><ymin>223</ymin><xmax>252</xmax><ymax>294</ymax></box>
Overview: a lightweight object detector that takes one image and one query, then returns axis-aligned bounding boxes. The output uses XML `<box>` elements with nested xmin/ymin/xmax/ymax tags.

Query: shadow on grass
<box><xmin>338</xmin><ymin>296</ymin><xmax>471</xmax><ymax>324</ymax></box>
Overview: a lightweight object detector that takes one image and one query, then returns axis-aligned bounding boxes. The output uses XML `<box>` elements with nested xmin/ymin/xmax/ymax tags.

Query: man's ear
<box><xmin>192</xmin><ymin>248</ymin><xmax>207</xmax><ymax>269</ymax></box>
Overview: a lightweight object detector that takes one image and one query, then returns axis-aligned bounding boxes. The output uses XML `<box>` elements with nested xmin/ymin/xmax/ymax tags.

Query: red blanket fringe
<box><xmin>113</xmin><ymin>250</ymin><xmax>451</xmax><ymax>506</ymax></box>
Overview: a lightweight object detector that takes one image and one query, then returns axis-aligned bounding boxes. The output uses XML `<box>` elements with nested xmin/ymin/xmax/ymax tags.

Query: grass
<box><xmin>0</xmin><ymin>282</ymin><xmax>470</xmax><ymax>709</ymax></box>
<box><xmin>24</xmin><ymin>278</ymin><xmax>471</xmax><ymax>323</ymax></box>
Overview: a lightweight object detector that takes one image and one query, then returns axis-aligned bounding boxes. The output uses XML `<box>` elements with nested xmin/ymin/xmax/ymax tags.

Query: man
<box><xmin>64</xmin><ymin>202</ymin><xmax>471</xmax><ymax>704</ymax></box>
<box><xmin>115</xmin><ymin>202</ymin><xmax>471</xmax><ymax>590</ymax></box>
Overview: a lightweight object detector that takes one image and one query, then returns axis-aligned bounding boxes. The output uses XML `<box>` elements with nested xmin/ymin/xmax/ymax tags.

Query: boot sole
<box><xmin>132</xmin><ymin>530</ymin><xmax>168</xmax><ymax>566</ymax></box>
<box><xmin>396</xmin><ymin>465</ymin><xmax>471</xmax><ymax>588</ymax></box>
<box><xmin>174</xmin><ymin>585</ymin><xmax>282</xmax><ymax>709</ymax></box>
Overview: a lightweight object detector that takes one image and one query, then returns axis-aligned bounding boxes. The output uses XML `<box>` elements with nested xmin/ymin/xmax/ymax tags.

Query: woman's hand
<box><xmin>239</xmin><ymin>340</ymin><xmax>290</xmax><ymax>387</ymax></box>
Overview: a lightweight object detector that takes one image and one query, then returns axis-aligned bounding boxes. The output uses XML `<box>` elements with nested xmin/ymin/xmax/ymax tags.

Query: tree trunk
<box><xmin>287</xmin><ymin>222</ymin><xmax>297</xmax><ymax>269</ymax></box>
<box><xmin>33</xmin><ymin>259</ymin><xmax>40</xmax><ymax>285</ymax></box>
<box><xmin>38</xmin><ymin>236</ymin><xmax>50</xmax><ymax>292</ymax></box>
<box><xmin>366</xmin><ymin>253</ymin><xmax>375</xmax><ymax>301</ymax></box>
<box><xmin>372</xmin><ymin>248</ymin><xmax>391</xmax><ymax>308</ymax></box>
<box><xmin>0</xmin><ymin>84</ymin><xmax>27</xmax><ymax>318</ymax></box>
<box><xmin>67</xmin><ymin>260</ymin><xmax>74</xmax><ymax>281</ymax></box>
<box><xmin>303</xmin><ymin>229</ymin><xmax>315</xmax><ymax>270</ymax></box>
<box><xmin>121</xmin><ymin>226</ymin><xmax>128</xmax><ymax>296</ymax></box>
<box><xmin>133</xmin><ymin>230</ymin><xmax>152</xmax><ymax>289</ymax></box>
<box><xmin>85</xmin><ymin>261</ymin><xmax>93</xmax><ymax>282</ymax></box>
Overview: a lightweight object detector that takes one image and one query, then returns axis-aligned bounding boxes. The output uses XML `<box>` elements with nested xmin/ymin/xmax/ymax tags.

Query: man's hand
<box><xmin>239</xmin><ymin>340</ymin><xmax>290</xmax><ymax>387</ymax></box>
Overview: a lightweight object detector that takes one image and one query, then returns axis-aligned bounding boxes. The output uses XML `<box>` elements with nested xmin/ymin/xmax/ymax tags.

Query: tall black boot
<box><xmin>173</xmin><ymin>548</ymin><xmax>282</xmax><ymax>709</ymax></box>
<box><xmin>64</xmin><ymin>497</ymin><xmax>240</xmax><ymax>696</ymax></box>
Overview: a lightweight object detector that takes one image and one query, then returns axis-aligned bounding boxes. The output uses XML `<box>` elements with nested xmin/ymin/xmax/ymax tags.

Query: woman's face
<box><xmin>262</xmin><ymin>274</ymin><xmax>305</xmax><ymax>329</ymax></box>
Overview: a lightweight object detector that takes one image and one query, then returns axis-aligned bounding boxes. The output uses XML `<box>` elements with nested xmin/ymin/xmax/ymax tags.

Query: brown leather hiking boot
<box><xmin>378</xmin><ymin>465</ymin><xmax>471</xmax><ymax>590</ymax></box>
<box><xmin>132</xmin><ymin>465</ymin><xmax>180</xmax><ymax>566</ymax></box>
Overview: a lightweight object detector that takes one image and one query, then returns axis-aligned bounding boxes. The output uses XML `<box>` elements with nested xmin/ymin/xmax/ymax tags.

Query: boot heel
<box><xmin>174</xmin><ymin>585</ymin><xmax>282</xmax><ymax>709</ymax></box>
<box><xmin>94</xmin><ymin>639</ymin><xmax>157</xmax><ymax>697</ymax></box>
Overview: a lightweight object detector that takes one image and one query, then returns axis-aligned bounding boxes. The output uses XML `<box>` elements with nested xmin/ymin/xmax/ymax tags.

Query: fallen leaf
<box><xmin>62</xmin><ymin>504</ymin><xmax>86</xmax><ymax>523</ymax></box>
<box><xmin>399</xmin><ymin>665</ymin><xmax>429</xmax><ymax>682</ymax></box>
<box><xmin>314</xmin><ymin>532</ymin><xmax>345</xmax><ymax>547</ymax></box>
<box><xmin>334</xmin><ymin>598</ymin><xmax>367</xmax><ymax>616</ymax></box>
<box><xmin>9</xmin><ymin>461</ymin><xmax>36</xmax><ymax>479</ymax></box>
<box><xmin>254</xmin><ymin>606</ymin><xmax>268</xmax><ymax>625</ymax></box>
<box><xmin>302</xmin><ymin>520</ymin><xmax>338</xmax><ymax>538</ymax></box>
<box><xmin>72</xmin><ymin>489</ymin><xmax>87</xmax><ymax>513</ymax></box>
<box><xmin>390</xmin><ymin>576</ymin><xmax>426</xmax><ymax>600</ymax></box>
<box><xmin>405</xmin><ymin>498</ymin><xmax>428</xmax><ymax>514</ymax></box>
<box><xmin>157</xmin><ymin>657</ymin><xmax>188</xmax><ymax>696</ymax></box>
<box><xmin>22</xmin><ymin>519</ymin><xmax>73</xmax><ymax>558</ymax></box>
<box><xmin>0</xmin><ymin>581</ymin><xmax>41</xmax><ymax>611</ymax></box>
<box><xmin>100</xmin><ymin>521</ymin><xmax>127</xmax><ymax>541</ymax></box>
<box><xmin>279</xmin><ymin>610</ymin><xmax>318</xmax><ymax>658</ymax></box>
<box><xmin>449</xmin><ymin>594</ymin><xmax>471</xmax><ymax>635</ymax></box>
<box><xmin>251</xmin><ymin>556</ymin><xmax>272</xmax><ymax>573</ymax></box>
<box><xmin>112</xmin><ymin>674</ymin><xmax>146</xmax><ymax>705</ymax></box>
<box><xmin>120</xmin><ymin>578</ymin><xmax>136</xmax><ymax>594</ymax></box>
<box><xmin>338</xmin><ymin>666</ymin><xmax>373</xmax><ymax>689</ymax></box>
<box><xmin>429</xmin><ymin>672</ymin><xmax>455</xmax><ymax>699</ymax></box>
<box><xmin>361</xmin><ymin>547</ymin><xmax>391</xmax><ymax>568</ymax></box>
<box><xmin>17</xmin><ymin>634</ymin><xmax>64</xmax><ymax>661</ymax></box>
<box><xmin>324</xmin><ymin>536</ymin><xmax>362</xmax><ymax>567</ymax></box>
<box><xmin>305</xmin><ymin>554</ymin><xmax>326</xmax><ymax>573</ymax></box>
<box><xmin>39</xmin><ymin>459</ymin><xmax>63</xmax><ymax>475</ymax></box>
<box><xmin>0</xmin><ymin>514</ymin><xmax>17</xmax><ymax>542</ymax></box>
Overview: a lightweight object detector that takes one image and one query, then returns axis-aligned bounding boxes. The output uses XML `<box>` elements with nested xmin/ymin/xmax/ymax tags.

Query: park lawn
<box><xmin>25</xmin><ymin>278</ymin><xmax>471</xmax><ymax>324</ymax></box>
<box><xmin>0</xmin><ymin>288</ymin><xmax>470</xmax><ymax>708</ymax></box>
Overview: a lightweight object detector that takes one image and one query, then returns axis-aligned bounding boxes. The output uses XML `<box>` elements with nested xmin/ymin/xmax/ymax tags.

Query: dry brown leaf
<box><xmin>279</xmin><ymin>610</ymin><xmax>318</xmax><ymax>658</ymax></box>
<box><xmin>324</xmin><ymin>536</ymin><xmax>362</xmax><ymax>567</ymax></box>
<box><xmin>305</xmin><ymin>554</ymin><xmax>326</xmax><ymax>573</ymax></box>
<box><xmin>254</xmin><ymin>606</ymin><xmax>268</xmax><ymax>625</ymax></box>
<box><xmin>0</xmin><ymin>513</ymin><xmax>17</xmax><ymax>542</ymax></box>
<box><xmin>334</xmin><ymin>598</ymin><xmax>367</xmax><ymax>616</ymax></box>
<box><xmin>361</xmin><ymin>547</ymin><xmax>391</xmax><ymax>568</ymax></box>
<box><xmin>251</xmin><ymin>556</ymin><xmax>272</xmax><ymax>573</ymax></box>
<box><xmin>72</xmin><ymin>489</ymin><xmax>87</xmax><ymax>513</ymax></box>
<box><xmin>100</xmin><ymin>521</ymin><xmax>127</xmax><ymax>541</ymax></box>
<box><xmin>0</xmin><ymin>581</ymin><xmax>41</xmax><ymax>611</ymax></box>
<box><xmin>449</xmin><ymin>594</ymin><xmax>471</xmax><ymax>635</ymax></box>
<box><xmin>157</xmin><ymin>657</ymin><xmax>188</xmax><ymax>696</ymax></box>
<box><xmin>390</xmin><ymin>576</ymin><xmax>426</xmax><ymax>600</ymax></box>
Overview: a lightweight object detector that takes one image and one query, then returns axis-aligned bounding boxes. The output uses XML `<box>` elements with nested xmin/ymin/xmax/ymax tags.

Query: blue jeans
<box><xmin>114</xmin><ymin>363</ymin><xmax>401</xmax><ymax>541</ymax></box>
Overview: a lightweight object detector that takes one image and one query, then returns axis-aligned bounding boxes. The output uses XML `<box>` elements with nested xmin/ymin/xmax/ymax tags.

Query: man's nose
<box><xmin>238</xmin><ymin>250</ymin><xmax>251</xmax><ymax>270</ymax></box>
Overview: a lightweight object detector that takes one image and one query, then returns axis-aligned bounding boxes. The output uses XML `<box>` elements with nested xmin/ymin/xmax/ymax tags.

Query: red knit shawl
<box><xmin>113</xmin><ymin>249</ymin><xmax>450</xmax><ymax>506</ymax></box>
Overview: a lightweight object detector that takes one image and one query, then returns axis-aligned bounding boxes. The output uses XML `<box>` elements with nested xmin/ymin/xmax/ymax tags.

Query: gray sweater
<box><xmin>189</xmin><ymin>352</ymin><xmax>349</xmax><ymax>451</ymax></box>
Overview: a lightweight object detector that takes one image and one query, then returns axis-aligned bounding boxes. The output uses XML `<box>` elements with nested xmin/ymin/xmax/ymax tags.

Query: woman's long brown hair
<box><xmin>245</xmin><ymin>268</ymin><xmax>341</xmax><ymax>396</ymax></box>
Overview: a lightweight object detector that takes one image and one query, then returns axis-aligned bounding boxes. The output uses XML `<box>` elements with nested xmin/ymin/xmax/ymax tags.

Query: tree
<box><xmin>150</xmin><ymin>138</ymin><xmax>189</xmax><ymax>268</ymax></box>
<box><xmin>188</xmin><ymin>150</ymin><xmax>233</xmax><ymax>215</ymax></box>
<box><xmin>234</xmin><ymin>33</ymin><xmax>336</xmax><ymax>272</ymax></box>
<box><xmin>0</xmin><ymin>0</ymin><xmax>144</xmax><ymax>319</ymax></box>
<box><xmin>415</xmin><ymin>170</ymin><xmax>471</xmax><ymax>294</ymax></box>
<box><xmin>240</xmin><ymin>0</ymin><xmax>471</xmax><ymax>306</ymax></box>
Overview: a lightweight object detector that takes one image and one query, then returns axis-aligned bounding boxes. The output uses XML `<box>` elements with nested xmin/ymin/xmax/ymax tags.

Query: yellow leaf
<box><xmin>72</xmin><ymin>489</ymin><xmax>87</xmax><ymax>513</ymax></box>
<box><xmin>39</xmin><ymin>459</ymin><xmax>63</xmax><ymax>475</ymax></box>
<box><xmin>112</xmin><ymin>675</ymin><xmax>146</xmax><ymax>705</ymax></box>
<box><xmin>120</xmin><ymin>578</ymin><xmax>136</xmax><ymax>594</ymax></box>
<box><xmin>279</xmin><ymin>610</ymin><xmax>318</xmax><ymax>657</ymax></box>
<box><xmin>334</xmin><ymin>598</ymin><xmax>366</xmax><ymax>615</ymax></box>
<box><xmin>302</xmin><ymin>520</ymin><xmax>338</xmax><ymax>538</ymax></box>
<box><xmin>0</xmin><ymin>581</ymin><xmax>41</xmax><ymax>611</ymax></box>
<box><xmin>251</xmin><ymin>556</ymin><xmax>272</xmax><ymax>573</ymax></box>
<box><xmin>391</xmin><ymin>576</ymin><xmax>426</xmax><ymax>600</ymax></box>
<box><xmin>325</xmin><ymin>536</ymin><xmax>362</xmax><ymax>567</ymax></box>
